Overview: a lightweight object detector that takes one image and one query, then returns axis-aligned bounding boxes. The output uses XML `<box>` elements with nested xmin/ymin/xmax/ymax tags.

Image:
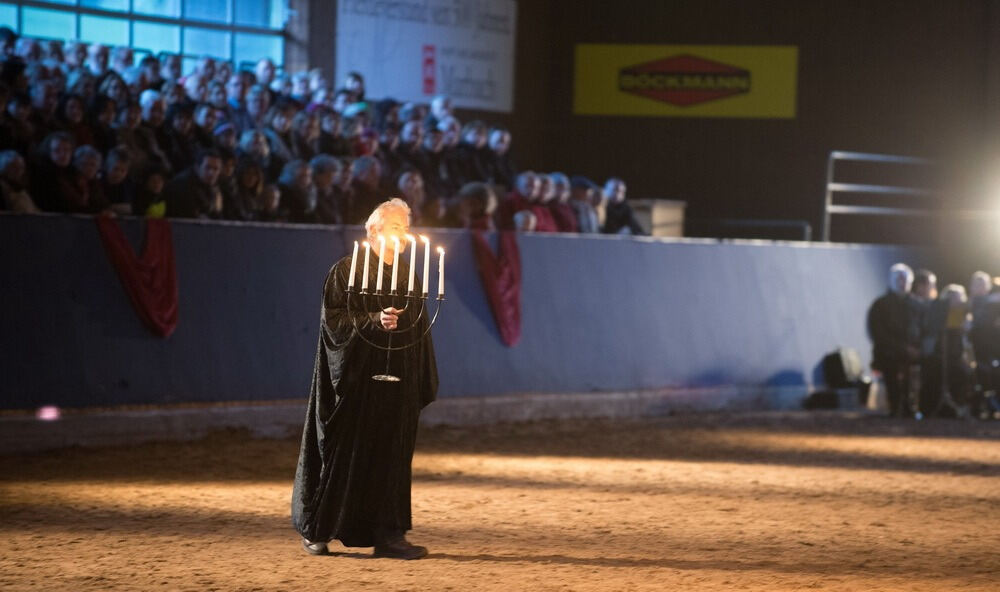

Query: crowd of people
<box><xmin>0</xmin><ymin>28</ymin><xmax>646</xmax><ymax>236</ymax></box>
<box><xmin>867</xmin><ymin>263</ymin><xmax>1000</xmax><ymax>419</ymax></box>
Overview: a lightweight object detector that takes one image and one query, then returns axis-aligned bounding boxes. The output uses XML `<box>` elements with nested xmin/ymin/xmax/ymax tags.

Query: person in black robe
<box><xmin>292</xmin><ymin>197</ymin><xmax>438</xmax><ymax>560</ymax></box>
<box><xmin>867</xmin><ymin>263</ymin><xmax>918</xmax><ymax>416</ymax></box>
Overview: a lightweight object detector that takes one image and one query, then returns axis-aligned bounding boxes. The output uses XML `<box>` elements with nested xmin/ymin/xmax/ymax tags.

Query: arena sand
<box><xmin>1</xmin><ymin>411</ymin><xmax>998</xmax><ymax>591</ymax></box>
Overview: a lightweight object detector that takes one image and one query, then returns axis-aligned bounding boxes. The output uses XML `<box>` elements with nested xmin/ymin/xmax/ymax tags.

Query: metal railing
<box><xmin>822</xmin><ymin>151</ymin><xmax>938</xmax><ymax>242</ymax></box>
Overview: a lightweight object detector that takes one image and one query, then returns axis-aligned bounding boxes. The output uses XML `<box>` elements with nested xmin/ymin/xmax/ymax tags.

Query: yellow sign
<box><xmin>574</xmin><ymin>44</ymin><xmax>798</xmax><ymax>118</ymax></box>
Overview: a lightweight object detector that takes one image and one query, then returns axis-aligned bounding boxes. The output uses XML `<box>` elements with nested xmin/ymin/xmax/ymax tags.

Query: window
<box><xmin>134</xmin><ymin>0</ymin><xmax>180</xmax><ymax>19</ymax></box>
<box><xmin>183</xmin><ymin>26</ymin><xmax>230</xmax><ymax>59</ymax></box>
<box><xmin>80</xmin><ymin>0</ymin><xmax>127</xmax><ymax>12</ymax></box>
<box><xmin>183</xmin><ymin>0</ymin><xmax>229</xmax><ymax>24</ymax></box>
<box><xmin>0</xmin><ymin>3</ymin><xmax>16</xmax><ymax>30</ymax></box>
<box><xmin>22</xmin><ymin>7</ymin><xmax>75</xmax><ymax>39</ymax></box>
<box><xmin>80</xmin><ymin>14</ymin><xmax>129</xmax><ymax>46</ymax></box>
<box><xmin>7</xmin><ymin>1</ymin><xmax>283</xmax><ymax>68</ymax></box>
<box><xmin>236</xmin><ymin>0</ymin><xmax>285</xmax><ymax>29</ymax></box>
<box><xmin>133</xmin><ymin>21</ymin><xmax>180</xmax><ymax>55</ymax></box>
<box><xmin>234</xmin><ymin>32</ymin><xmax>281</xmax><ymax>69</ymax></box>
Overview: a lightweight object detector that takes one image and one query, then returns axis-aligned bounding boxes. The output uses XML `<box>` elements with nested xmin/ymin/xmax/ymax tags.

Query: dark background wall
<box><xmin>309</xmin><ymin>0</ymin><xmax>1000</xmax><ymax>249</ymax></box>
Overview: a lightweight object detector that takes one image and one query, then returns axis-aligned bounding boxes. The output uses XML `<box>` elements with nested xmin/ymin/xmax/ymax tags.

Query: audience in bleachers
<box><xmin>0</xmin><ymin>27</ymin><xmax>644</xmax><ymax>235</ymax></box>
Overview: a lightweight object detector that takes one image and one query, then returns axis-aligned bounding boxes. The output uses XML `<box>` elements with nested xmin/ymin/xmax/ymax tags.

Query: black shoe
<box><xmin>302</xmin><ymin>538</ymin><xmax>329</xmax><ymax>556</ymax></box>
<box><xmin>373</xmin><ymin>537</ymin><xmax>428</xmax><ymax>560</ymax></box>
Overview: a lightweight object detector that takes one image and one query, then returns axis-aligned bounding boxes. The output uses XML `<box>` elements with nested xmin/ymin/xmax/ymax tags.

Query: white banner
<box><xmin>335</xmin><ymin>0</ymin><xmax>517</xmax><ymax>112</ymax></box>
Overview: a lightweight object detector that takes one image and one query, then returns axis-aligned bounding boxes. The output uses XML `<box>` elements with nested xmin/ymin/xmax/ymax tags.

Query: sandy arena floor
<box><xmin>1</xmin><ymin>411</ymin><xmax>998</xmax><ymax>591</ymax></box>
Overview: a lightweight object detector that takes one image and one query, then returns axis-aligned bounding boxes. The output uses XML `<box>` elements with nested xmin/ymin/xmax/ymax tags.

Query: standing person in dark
<box><xmin>602</xmin><ymin>177</ymin><xmax>647</xmax><ymax>235</ymax></box>
<box><xmin>292</xmin><ymin>198</ymin><xmax>438</xmax><ymax>560</ymax></box>
<box><xmin>867</xmin><ymin>263</ymin><xmax>918</xmax><ymax>416</ymax></box>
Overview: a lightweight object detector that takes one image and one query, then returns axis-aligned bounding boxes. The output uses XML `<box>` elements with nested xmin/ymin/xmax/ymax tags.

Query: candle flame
<box><xmin>437</xmin><ymin>246</ymin><xmax>444</xmax><ymax>254</ymax></box>
<box><xmin>362</xmin><ymin>241</ymin><xmax>369</xmax><ymax>247</ymax></box>
<box><xmin>392</xmin><ymin>236</ymin><xmax>400</xmax><ymax>245</ymax></box>
<box><xmin>406</xmin><ymin>234</ymin><xmax>416</xmax><ymax>242</ymax></box>
<box><xmin>420</xmin><ymin>235</ymin><xmax>429</xmax><ymax>243</ymax></box>
<box><xmin>377</xmin><ymin>234</ymin><xmax>385</xmax><ymax>243</ymax></box>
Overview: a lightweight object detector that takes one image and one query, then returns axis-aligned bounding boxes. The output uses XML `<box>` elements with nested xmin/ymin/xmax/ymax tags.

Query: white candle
<box><xmin>437</xmin><ymin>246</ymin><xmax>445</xmax><ymax>297</ymax></box>
<box><xmin>421</xmin><ymin>235</ymin><xmax>430</xmax><ymax>295</ymax></box>
<box><xmin>390</xmin><ymin>236</ymin><xmax>400</xmax><ymax>291</ymax></box>
<box><xmin>361</xmin><ymin>241</ymin><xmax>370</xmax><ymax>291</ymax></box>
<box><xmin>376</xmin><ymin>235</ymin><xmax>386</xmax><ymax>293</ymax></box>
<box><xmin>347</xmin><ymin>240</ymin><xmax>359</xmax><ymax>289</ymax></box>
<box><xmin>406</xmin><ymin>234</ymin><xmax>417</xmax><ymax>293</ymax></box>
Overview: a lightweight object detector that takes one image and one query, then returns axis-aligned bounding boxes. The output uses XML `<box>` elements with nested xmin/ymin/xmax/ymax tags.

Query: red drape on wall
<box><xmin>471</xmin><ymin>230</ymin><xmax>521</xmax><ymax>346</ymax></box>
<box><xmin>95</xmin><ymin>215</ymin><xmax>179</xmax><ymax>338</ymax></box>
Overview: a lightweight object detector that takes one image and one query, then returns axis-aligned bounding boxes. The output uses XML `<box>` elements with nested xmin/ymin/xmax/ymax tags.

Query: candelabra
<box><xmin>343</xmin><ymin>234</ymin><xmax>446</xmax><ymax>382</ymax></box>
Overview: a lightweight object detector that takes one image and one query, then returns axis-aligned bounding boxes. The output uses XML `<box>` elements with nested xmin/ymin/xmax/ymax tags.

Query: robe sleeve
<box><xmin>320</xmin><ymin>258</ymin><xmax>378</xmax><ymax>348</ymax></box>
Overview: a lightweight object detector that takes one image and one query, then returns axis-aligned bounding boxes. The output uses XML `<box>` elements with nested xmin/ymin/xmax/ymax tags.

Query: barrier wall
<box><xmin>0</xmin><ymin>214</ymin><xmax>923</xmax><ymax>410</ymax></box>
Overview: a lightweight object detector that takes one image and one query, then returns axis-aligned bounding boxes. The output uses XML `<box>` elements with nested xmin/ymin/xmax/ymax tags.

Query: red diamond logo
<box><xmin>618</xmin><ymin>54</ymin><xmax>751</xmax><ymax>106</ymax></box>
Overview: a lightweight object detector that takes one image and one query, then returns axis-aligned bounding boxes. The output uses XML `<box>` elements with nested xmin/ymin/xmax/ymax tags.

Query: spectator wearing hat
<box><xmin>547</xmin><ymin>172</ymin><xmax>577</xmax><ymax>233</ymax></box>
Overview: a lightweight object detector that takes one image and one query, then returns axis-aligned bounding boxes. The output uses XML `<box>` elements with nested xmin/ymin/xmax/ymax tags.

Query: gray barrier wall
<box><xmin>0</xmin><ymin>214</ymin><xmax>921</xmax><ymax>410</ymax></box>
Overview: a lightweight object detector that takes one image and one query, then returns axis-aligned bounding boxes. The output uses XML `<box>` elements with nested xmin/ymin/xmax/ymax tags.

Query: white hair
<box><xmin>942</xmin><ymin>283</ymin><xmax>967</xmax><ymax>304</ymax></box>
<box><xmin>364</xmin><ymin>198</ymin><xmax>411</xmax><ymax>240</ymax></box>
<box><xmin>139</xmin><ymin>89</ymin><xmax>161</xmax><ymax>110</ymax></box>
<box><xmin>970</xmin><ymin>271</ymin><xmax>992</xmax><ymax>297</ymax></box>
<box><xmin>889</xmin><ymin>263</ymin><xmax>914</xmax><ymax>294</ymax></box>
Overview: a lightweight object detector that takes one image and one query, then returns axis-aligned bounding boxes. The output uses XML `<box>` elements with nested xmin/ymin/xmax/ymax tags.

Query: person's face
<box><xmin>172</xmin><ymin>112</ymin><xmax>192</xmax><ymax>135</ymax></box>
<box><xmin>50</xmin><ymin>140</ymin><xmax>73</xmax><ymax>168</ymax></box>
<box><xmin>142</xmin><ymin>61</ymin><xmax>160</xmax><ymax>82</ymax></box>
<box><xmin>465</xmin><ymin>128</ymin><xmax>486</xmax><ymax>148</ymax></box>
<box><xmin>221</xmin><ymin>158</ymin><xmax>236</xmax><ymax>178</ymax></box>
<box><xmin>313</xmin><ymin>169</ymin><xmax>334</xmax><ymax>190</ymax></box>
<box><xmin>144</xmin><ymin>99</ymin><xmax>165</xmax><ymax>126</ymax></box>
<box><xmin>321</xmin><ymin>112</ymin><xmax>341</xmax><ymax>135</ymax></box>
<box><xmin>145</xmin><ymin>173</ymin><xmax>165</xmax><ymax>194</ymax></box>
<box><xmin>554</xmin><ymin>179</ymin><xmax>571</xmax><ymax>203</ymax></box>
<box><xmin>399</xmin><ymin>172</ymin><xmax>423</xmax><ymax>198</ymax></box>
<box><xmin>163</xmin><ymin>56</ymin><xmax>182</xmax><ymax>80</ymax></box>
<box><xmin>166</xmin><ymin>85</ymin><xmax>185</xmax><ymax>105</ymax></box>
<box><xmin>294</xmin><ymin>165</ymin><xmax>312</xmax><ymax>190</ymax></box>
<box><xmin>381</xmin><ymin>128</ymin><xmax>399</xmax><ymax>150</ymax></box>
<box><xmin>215</xmin><ymin>62</ymin><xmax>232</xmax><ymax>85</ymax></box>
<box><xmin>914</xmin><ymin>278</ymin><xmax>937</xmax><ymax>300</ymax></box>
<box><xmin>107</xmin><ymin>77</ymin><xmax>125</xmax><ymax>101</ymax></box>
<box><xmin>332</xmin><ymin>92</ymin><xmax>349</xmax><ymax>113</ymax></box>
<box><xmin>197</xmin><ymin>58</ymin><xmax>215</xmax><ymax>80</ymax></box>
<box><xmin>115</xmin><ymin>48</ymin><xmax>133</xmax><ymax>70</ymax></box>
<box><xmin>227</xmin><ymin>74</ymin><xmax>246</xmax><ymax>102</ymax></box>
<box><xmin>442</xmin><ymin>122</ymin><xmax>460</xmax><ymax>146</ymax></box>
<box><xmin>346</xmin><ymin>74</ymin><xmax>363</xmax><ymax>93</ymax></box>
<box><xmin>88</xmin><ymin>45</ymin><xmax>108</xmax><ymax>74</ymax></box>
<box><xmin>292</xmin><ymin>76</ymin><xmax>309</xmax><ymax>96</ymax></box>
<box><xmin>401</xmin><ymin>122</ymin><xmax>422</xmax><ymax>146</ymax></box>
<box><xmin>247</xmin><ymin>91</ymin><xmax>266</xmax><ymax>118</ymax></box>
<box><xmin>68</xmin><ymin>44</ymin><xmax>87</xmax><ymax>67</ymax></box>
<box><xmin>256</xmin><ymin>59</ymin><xmax>275</xmax><ymax>85</ymax></box>
<box><xmin>538</xmin><ymin>177</ymin><xmax>555</xmax><ymax>203</ymax></box>
<box><xmin>195</xmin><ymin>106</ymin><xmax>217</xmax><ymax>130</ymax></box>
<box><xmin>9</xmin><ymin>100</ymin><xmax>28</xmax><ymax>121</ymax></box>
<box><xmin>65</xmin><ymin>98</ymin><xmax>83</xmax><ymax>124</ymax></box>
<box><xmin>608</xmin><ymin>181</ymin><xmax>626</xmax><ymax>203</ymax></box>
<box><xmin>210</xmin><ymin>84</ymin><xmax>227</xmax><ymax>107</ymax></box>
<box><xmin>217</xmin><ymin>129</ymin><xmax>236</xmax><ymax>149</ymax></box>
<box><xmin>250</xmin><ymin>133</ymin><xmax>269</xmax><ymax>158</ymax></box>
<box><xmin>424</xmin><ymin>129</ymin><xmax>443</xmax><ymax>152</ymax></box>
<box><xmin>272</xmin><ymin>110</ymin><xmax>292</xmax><ymax>134</ymax></box>
<box><xmin>197</xmin><ymin>156</ymin><xmax>222</xmax><ymax>186</ymax></box>
<box><xmin>239</xmin><ymin>166</ymin><xmax>260</xmax><ymax>189</ymax></box>
<box><xmin>98</xmin><ymin>101</ymin><xmax>115</xmax><ymax>126</ymax></box>
<box><xmin>78</xmin><ymin>156</ymin><xmax>100</xmax><ymax>180</ymax></box>
<box><xmin>106</xmin><ymin>159</ymin><xmax>129</xmax><ymax>185</ymax></box>
<box><xmin>489</xmin><ymin>131</ymin><xmax>510</xmax><ymax>154</ymax></box>
<box><xmin>123</xmin><ymin>105</ymin><xmax>141</xmax><ymax>129</ymax></box>
<box><xmin>4</xmin><ymin>155</ymin><xmax>25</xmax><ymax>182</ymax></box>
<box><xmin>373</xmin><ymin>207</ymin><xmax>411</xmax><ymax>255</ymax></box>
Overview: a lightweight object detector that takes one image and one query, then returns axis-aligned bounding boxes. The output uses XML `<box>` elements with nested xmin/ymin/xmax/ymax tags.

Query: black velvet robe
<box><xmin>291</xmin><ymin>254</ymin><xmax>438</xmax><ymax>547</ymax></box>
